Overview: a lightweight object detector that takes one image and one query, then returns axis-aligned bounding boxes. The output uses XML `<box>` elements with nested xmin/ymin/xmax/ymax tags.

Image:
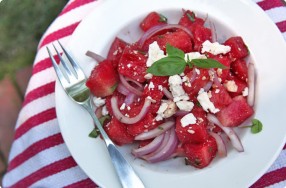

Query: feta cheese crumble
<box><xmin>180</xmin><ymin>113</ymin><xmax>197</xmax><ymax>127</ymax></box>
<box><xmin>148</xmin><ymin>81</ymin><xmax>155</xmax><ymax>90</ymax></box>
<box><xmin>197</xmin><ymin>89</ymin><xmax>220</xmax><ymax>114</ymax></box>
<box><xmin>242</xmin><ymin>87</ymin><xmax>249</xmax><ymax>96</ymax></box>
<box><xmin>176</xmin><ymin>101</ymin><xmax>194</xmax><ymax>112</ymax></box>
<box><xmin>224</xmin><ymin>80</ymin><xmax>238</xmax><ymax>92</ymax></box>
<box><xmin>120</xmin><ymin>103</ymin><xmax>126</xmax><ymax>110</ymax></box>
<box><xmin>156</xmin><ymin>100</ymin><xmax>177</xmax><ymax>121</ymax></box>
<box><xmin>93</xmin><ymin>97</ymin><xmax>106</xmax><ymax>107</ymax></box>
<box><xmin>168</xmin><ymin>75</ymin><xmax>189</xmax><ymax>102</ymax></box>
<box><xmin>146</xmin><ymin>41</ymin><xmax>166</xmax><ymax>67</ymax></box>
<box><xmin>201</xmin><ymin>40</ymin><xmax>231</xmax><ymax>55</ymax></box>
<box><xmin>184</xmin><ymin>52</ymin><xmax>207</xmax><ymax>61</ymax></box>
<box><xmin>102</xmin><ymin>105</ymin><xmax>109</xmax><ymax>116</ymax></box>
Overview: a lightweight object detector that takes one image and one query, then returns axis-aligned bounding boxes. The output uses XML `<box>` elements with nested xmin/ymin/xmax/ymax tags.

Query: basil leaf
<box><xmin>166</xmin><ymin>43</ymin><xmax>185</xmax><ymax>58</ymax></box>
<box><xmin>251</xmin><ymin>119</ymin><xmax>263</xmax><ymax>134</ymax></box>
<box><xmin>147</xmin><ymin>56</ymin><xmax>186</xmax><ymax>76</ymax></box>
<box><xmin>159</xmin><ymin>14</ymin><xmax>168</xmax><ymax>23</ymax></box>
<box><xmin>187</xmin><ymin>12</ymin><xmax>195</xmax><ymax>22</ymax></box>
<box><xmin>89</xmin><ymin>128</ymin><xmax>99</xmax><ymax>138</ymax></box>
<box><xmin>191</xmin><ymin>58</ymin><xmax>227</xmax><ymax>69</ymax></box>
<box><xmin>99</xmin><ymin>115</ymin><xmax>111</xmax><ymax>125</ymax></box>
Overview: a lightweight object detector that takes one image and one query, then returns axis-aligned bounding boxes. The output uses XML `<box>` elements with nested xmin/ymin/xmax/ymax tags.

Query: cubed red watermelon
<box><xmin>224</xmin><ymin>37</ymin><xmax>249</xmax><ymax>60</ymax></box>
<box><xmin>107</xmin><ymin>37</ymin><xmax>128</xmax><ymax>68</ymax></box>
<box><xmin>183</xmin><ymin>136</ymin><xmax>217</xmax><ymax>169</ymax></box>
<box><xmin>140</xmin><ymin>12</ymin><xmax>167</xmax><ymax>31</ymax></box>
<box><xmin>118</xmin><ymin>44</ymin><xmax>148</xmax><ymax>83</ymax></box>
<box><xmin>216</xmin><ymin>95</ymin><xmax>254</xmax><ymax>127</ymax></box>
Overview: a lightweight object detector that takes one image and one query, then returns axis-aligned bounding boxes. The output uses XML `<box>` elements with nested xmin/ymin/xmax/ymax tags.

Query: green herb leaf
<box><xmin>159</xmin><ymin>14</ymin><xmax>168</xmax><ymax>23</ymax></box>
<box><xmin>187</xmin><ymin>12</ymin><xmax>195</xmax><ymax>22</ymax></box>
<box><xmin>89</xmin><ymin>128</ymin><xmax>100</xmax><ymax>138</ymax></box>
<box><xmin>251</xmin><ymin>119</ymin><xmax>263</xmax><ymax>134</ymax></box>
<box><xmin>99</xmin><ymin>115</ymin><xmax>111</xmax><ymax>125</ymax></box>
<box><xmin>166</xmin><ymin>43</ymin><xmax>185</xmax><ymax>58</ymax></box>
<box><xmin>147</xmin><ymin>56</ymin><xmax>186</xmax><ymax>76</ymax></box>
<box><xmin>191</xmin><ymin>58</ymin><xmax>227</xmax><ymax>69</ymax></box>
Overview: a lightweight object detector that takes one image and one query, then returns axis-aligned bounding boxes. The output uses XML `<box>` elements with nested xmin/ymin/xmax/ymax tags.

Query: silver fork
<box><xmin>47</xmin><ymin>41</ymin><xmax>145</xmax><ymax>188</ymax></box>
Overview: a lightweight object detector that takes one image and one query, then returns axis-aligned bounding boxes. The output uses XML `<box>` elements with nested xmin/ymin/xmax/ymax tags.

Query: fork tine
<box><xmin>58</xmin><ymin>40</ymin><xmax>85</xmax><ymax>79</ymax></box>
<box><xmin>52</xmin><ymin>43</ymin><xmax>75</xmax><ymax>82</ymax></box>
<box><xmin>47</xmin><ymin>46</ymin><xmax>69</xmax><ymax>85</ymax></box>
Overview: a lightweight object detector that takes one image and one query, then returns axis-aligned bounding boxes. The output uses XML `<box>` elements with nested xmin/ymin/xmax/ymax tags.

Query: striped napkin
<box><xmin>2</xmin><ymin>0</ymin><xmax>286</xmax><ymax>187</ymax></box>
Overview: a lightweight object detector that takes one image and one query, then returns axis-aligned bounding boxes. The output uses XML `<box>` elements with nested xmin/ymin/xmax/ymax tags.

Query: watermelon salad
<box><xmin>85</xmin><ymin>10</ymin><xmax>260</xmax><ymax>169</ymax></box>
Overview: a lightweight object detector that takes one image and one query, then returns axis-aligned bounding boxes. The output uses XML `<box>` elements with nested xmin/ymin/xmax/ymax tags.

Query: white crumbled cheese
<box><xmin>195</xmin><ymin>68</ymin><xmax>201</xmax><ymax>75</ymax></box>
<box><xmin>93</xmin><ymin>97</ymin><xmax>106</xmax><ymax>107</ymax></box>
<box><xmin>148</xmin><ymin>81</ymin><xmax>155</xmax><ymax>90</ymax></box>
<box><xmin>187</xmin><ymin>129</ymin><xmax>195</xmax><ymax>134</ymax></box>
<box><xmin>201</xmin><ymin>40</ymin><xmax>231</xmax><ymax>55</ymax></box>
<box><xmin>125</xmin><ymin>113</ymin><xmax>130</xmax><ymax>117</ymax></box>
<box><xmin>102</xmin><ymin>105</ymin><xmax>109</xmax><ymax>116</ymax></box>
<box><xmin>180</xmin><ymin>113</ymin><xmax>197</xmax><ymax>127</ymax></box>
<box><xmin>168</xmin><ymin>75</ymin><xmax>189</xmax><ymax>102</ymax></box>
<box><xmin>215</xmin><ymin>89</ymin><xmax>220</xmax><ymax>94</ymax></box>
<box><xmin>144</xmin><ymin>73</ymin><xmax>153</xmax><ymax>79</ymax></box>
<box><xmin>197</xmin><ymin>88</ymin><xmax>220</xmax><ymax>114</ymax></box>
<box><xmin>169</xmin><ymin>75</ymin><xmax>182</xmax><ymax>85</ymax></box>
<box><xmin>127</xmin><ymin>106</ymin><xmax>131</xmax><ymax>111</ymax></box>
<box><xmin>156</xmin><ymin>100</ymin><xmax>177</xmax><ymax>121</ymax></box>
<box><xmin>120</xmin><ymin>103</ymin><xmax>126</xmax><ymax>110</ymax></box>
<box><xmin>147</xmin><ymin>96</ymin><xmax>156</xmax><ymax>103</ymax></box>
<box><xmin>217</xmin><ymin>68</ymin><xmax>223</xmax><ymax>76</ymax></box>
<box><xmin>158</xmin><ymin>85</ymin><xmax>163</xmax><ymax>91</ymax></box>
<box><xmin>208</xmin><ymin>70</ymin><xmax>215</xmax><ymax>81</ymax></box>
<box><xmin>242</xmin><ymin>87</ymin><xmax>249</xmax><ymax>96</ymax></box>
<box><xmin>127</xmin><ymin>63</ymin><xmax>131</xmax><ymax>68</ymax></box>
<box><xmin>146</xmin><ymin>41</ymin><xmax>166</xmax><ymax>67</ymax></box>
<box><xmin>224</xmin><ymin>80</ymin><xmax>238</xmax><ymax>92</ymax></box>
<box><xmin>182</xmin><ymin>76</ymin><xmax>189</xmax><ymax>82</ymax></box>
<box><xmin>176</xmin><ymin>101</ymin><xmax>194</xmax><ymax>112</ymax></box>
<box><xmin>202</xmin><ymin>76</ymin><xmax>207</xmax><ymax>80</ymax></box>
<box><xmin>184</xmin><ymin>52</ymin><xmax>207</xmax><ymax>61</ymax></box>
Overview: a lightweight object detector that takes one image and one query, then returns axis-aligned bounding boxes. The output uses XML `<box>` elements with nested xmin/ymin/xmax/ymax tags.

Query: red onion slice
<box><xmin>138</xmin><ymin>24</ymin><xmax>193</xmax><ymax>48</ymax></box>
<box><xmin>207</xmin><ymin>114</ymin><xmax>244</xmax><ymax>152</ymax></box>
<box><xmin>132</xmin><ymin>133</ymin><xmax>165</xmax><ymax>157</ymax></box>
<box><xmin>162</xmin><ymin>87</ymin><xmax>173</xmax><ymax>100</ymax></box>
<box><xmin>111</xmin><ymin>96</ymin><xmax>151</xmax><ymax>124</ymax></box>
<box><xmin>142</xmin><ymin>128</ymin><xmax>178</xmax><ymax>163</ymax></box>
<box><xmin>119</xmin><ymin>74</ymin><xmax>143</xmax><ymax>96</ymax></box>
<box><xmin>189</xmin><ymin>68</ymin><xmax>197</xmax><ymax>85</ymax></box>
<box><xmin>85</xmin><ymin>50</ymin><xmax>105</xmax><ymax>63</ymax></box>
<box><xmin>117</xmin><ymin>83</ymin><xmax>130</xmax><ymax>96</ymax></box>
<box><xmin>174</xmin><ymin>110</ymin><xmax>189</xmax><ymax>117</ymax></box>
<box><xmin>209</xmin><ymin>132</ymin><xmax>227</xmax><ymax>157</ymax></box>
<box><xmin>247</xmin><ymin>63</ymin><xmax>255</xmax><ymax>106</ymax></box>
<box><xmin>135</xmin><ymin>121</ymin><xmax>175</xmax><ymax>140</ymax></box>
<box><xmin>203</xmin><ymin>81</ymin><xmax>213</xmax><ymax>92</ymax></box>
<box><xmin>124</xmin><ymin>93</ymin><xmax>136</xmax><ymax>106</ymax></box>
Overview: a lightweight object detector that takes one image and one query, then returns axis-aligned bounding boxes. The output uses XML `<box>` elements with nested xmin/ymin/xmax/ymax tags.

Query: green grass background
<box><xmin>0</xmin><ymin>0</ymin><xmax>68</xmax><ymax>80</ymax></box>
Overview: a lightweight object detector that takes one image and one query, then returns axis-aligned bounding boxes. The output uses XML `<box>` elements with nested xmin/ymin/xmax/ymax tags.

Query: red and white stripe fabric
<box><xmin>2</xmin><ymin>0</ymin><xmax>286</xmax><ymax>187</ymax></box>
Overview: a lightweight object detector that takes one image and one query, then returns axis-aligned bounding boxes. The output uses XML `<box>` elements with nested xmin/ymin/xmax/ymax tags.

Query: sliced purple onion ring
<box><xmin>132</xmin><ymin>133</ymin><xmax>165</xmax><ymax>157</ymax></box>
<box><xmin>138</xmin><ymin>24</ymin><xmax>193</xmax><ymax>48</ymax></box>
<box><xmin>119</xmin><ymin>74</ymin><xmax>143</xmax><ymax>96</ymax></box>
<box><xmin>209</xmin><ymin>132</ymin><xmax>227</xmax><ymax>157</ymax></box>
<box><xmin>142</xmin><ymin>127</ymin><xmax>178</xmax><ymax>163</ymax></box>
<box><xmin>135</xmin><ymin>121</ymin><xmax>175</xmax><ymax>140</ymax></box>
<box><xmin>162</xmin><ymin>87</ymin><xmax>173</xmax><ymax>100</ymax></box>
<box><xmin>85</xmin><ymin>50</ymin><xmax>105</xmax><ymax>63</ymax></box>
<box><xmin>111</xmin><ymin>96</ymin><xmax>151</xmax><ymax>124</ymax></box>
<box><xmin>203</xmin><ymin>81</ymin><xmax>213</xmax><ymax>92</ymax></box>
<box><xmin>207</xmin><ymin>114</ymin><xmax>244</xmax><ymax>152</ymax></box>
<box><xmin>247</xmin><ymin>63</ymin><xmax>255</xmax><ymax>106</ymax></box>
<box><xmin>117</xmin><ymin>83</ymin><xmax>130</xmax><ymax>96</ymax></box>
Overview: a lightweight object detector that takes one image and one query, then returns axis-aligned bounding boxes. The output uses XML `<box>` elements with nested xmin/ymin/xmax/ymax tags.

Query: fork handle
<box><xmin>84</xmin><ymin>104</ymin><xmax>145</xmax><ymax>188</ymax></box>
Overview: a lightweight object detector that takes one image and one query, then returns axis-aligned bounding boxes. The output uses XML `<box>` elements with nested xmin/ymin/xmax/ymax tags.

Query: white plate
<box><xmin>55</xmin><ymin>0</ymin><xmax>286</xmax><ymax>187</ymax></box>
